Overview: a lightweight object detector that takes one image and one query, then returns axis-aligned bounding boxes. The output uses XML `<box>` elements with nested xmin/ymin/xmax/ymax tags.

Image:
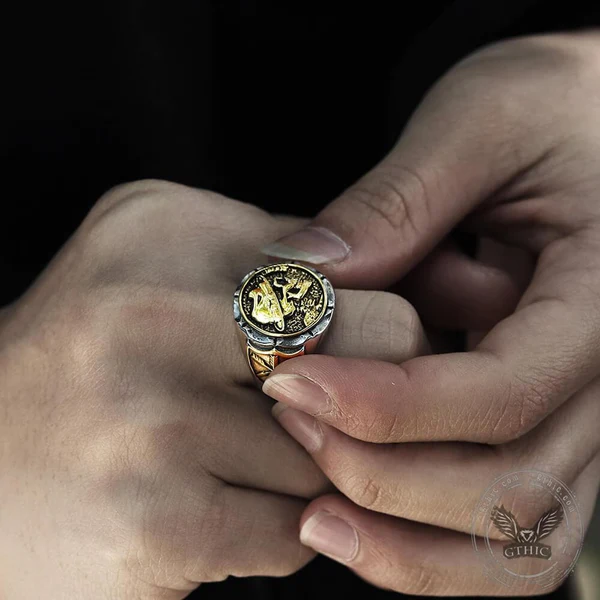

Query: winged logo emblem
<box><xmin>491</xmin><ymin>504</ymin><xmax>564</xmax><ymax>544</ymax></box>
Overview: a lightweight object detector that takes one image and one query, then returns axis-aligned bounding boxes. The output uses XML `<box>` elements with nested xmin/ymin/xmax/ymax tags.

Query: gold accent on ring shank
<box><xmin>247</xmin><ymin>344</ymin><xmax>305</xmax><ymax>382</ymax></box>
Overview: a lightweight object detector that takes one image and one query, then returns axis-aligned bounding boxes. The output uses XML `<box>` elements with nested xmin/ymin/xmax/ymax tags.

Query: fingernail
<box><xmin>262</xmin><ymin>226</ymin><xmax>350</xmax><ymax>265</ymax></box>
<box><xmin>300</xmin><ymin>511</ymin><xmax>359</xmax><ymax>562</ymax></box>
<box><xmin>263</xmin><ymin>374</ymin><xmax>330</xmax><ymax>414</ymax></box>
<box><xmin>272</xmin><ymin>403</ymin><xmax>323</xmax><ymax>452</ymax></box>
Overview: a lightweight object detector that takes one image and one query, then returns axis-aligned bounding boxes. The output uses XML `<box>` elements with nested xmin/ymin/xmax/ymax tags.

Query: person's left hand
<box><xmin>261</xmin><ymin>31</ymin><xmax>600</xmax><ymax>596</ymax></box>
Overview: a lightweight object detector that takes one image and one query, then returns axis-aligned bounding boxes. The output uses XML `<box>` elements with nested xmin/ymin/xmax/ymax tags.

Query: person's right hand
<box><xmin>0</xmin><ymin>180</ymin><xmax>428</xmax><ymax>599</ymax></box>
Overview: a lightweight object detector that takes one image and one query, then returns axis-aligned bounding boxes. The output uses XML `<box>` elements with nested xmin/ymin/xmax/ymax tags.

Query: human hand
<box><xmin>0</xmin><ymin>181</ymin><xmax>429</xmax><ymax>598</ymax></box>
<box><xmin>263</xmin><ymin>32</ymin><xmax>600</xmax><ymax>595</ymax></box>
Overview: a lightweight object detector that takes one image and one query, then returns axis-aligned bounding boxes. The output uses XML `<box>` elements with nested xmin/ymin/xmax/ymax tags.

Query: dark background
<box><xmin>2</xmin><ymin>1</ymin><xmax>599</xmax><ymax>598</ymax></box>
<box><xmin>4</xmin><ymin>0</ymin><xmax>600</xmax><ymax>307</ymax></box>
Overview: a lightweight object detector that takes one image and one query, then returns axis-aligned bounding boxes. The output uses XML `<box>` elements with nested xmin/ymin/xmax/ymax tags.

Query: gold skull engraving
<box><xmin>249</xmin><ymin>276</ymin><xmax>312</xmax><ymax>332</ymax></box>
<box><xmin>240</xmin><ymin>264</ymin><xmax>327</xmax><ymax>337</ymax></box>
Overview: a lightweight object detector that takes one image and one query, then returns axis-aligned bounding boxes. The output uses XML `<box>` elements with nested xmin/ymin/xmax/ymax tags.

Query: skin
<box><xmin>263</xmin><ymin>32</ymin><xmax>600</xmax><ymax>595</ymax></box>
<box><xmin>0</xmin><ymin>181</ymin><xmax>430</xmax><ymax>598</ymax></box>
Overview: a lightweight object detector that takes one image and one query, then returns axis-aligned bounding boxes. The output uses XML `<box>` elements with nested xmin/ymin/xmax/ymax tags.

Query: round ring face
<box><xmin>239</xmin><ymin>263</ymin><xmax>328</xmax><ymax>337</ymax></box>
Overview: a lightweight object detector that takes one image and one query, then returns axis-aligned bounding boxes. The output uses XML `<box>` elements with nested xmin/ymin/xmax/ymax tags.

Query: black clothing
<box><xmin>3</xmin><ymin>1</ymin><xmax>597</xmax><ymax>598</ymax></box>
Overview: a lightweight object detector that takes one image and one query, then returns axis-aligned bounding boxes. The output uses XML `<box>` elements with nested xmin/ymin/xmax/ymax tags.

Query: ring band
<box><xmin>233</xmin><ymin>262</ymin><xmax>335</xmax><ymax>382</ymax></box>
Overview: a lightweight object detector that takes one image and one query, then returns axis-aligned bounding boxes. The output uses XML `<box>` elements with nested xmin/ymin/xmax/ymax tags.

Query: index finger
<box><xmin>263</xmin><ymin>236</ymin><xmax>600</xmax><ymax>443</ymax></box>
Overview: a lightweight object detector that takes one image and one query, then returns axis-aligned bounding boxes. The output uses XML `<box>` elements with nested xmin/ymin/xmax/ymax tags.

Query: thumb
<box><xmin>262</xmin><ymin>66</ymin><xmax>546</xmax><ymax>288</ymax></box>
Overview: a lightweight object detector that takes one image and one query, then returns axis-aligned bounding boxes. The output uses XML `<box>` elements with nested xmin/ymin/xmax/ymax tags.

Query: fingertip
<box><xmin>299</xmin><ymin>493</ymin><xmax>361</xmax><ymax>531</ymax></box>
<box><xmin>300</xmin><ymin>494</ymin><xmax>357</xmax><ymax>534</ymax></box>
<box><xmin>261</xmin><ymin>226</ymin><xmax>350</xmax><ymax>266</ymax></box>
<box><xmin>299</xmin><ymin>509</ymin><xmax>360</xmax><ymax>563</ymax></box>
<box><xmin>263</xmin><ymin>371</ymin><xmax>331</xmax><ymax>415</ymax></box>
<box><xmin>272</xmin><ymin>405</ymin><xmax>324</xmax><ymax>453</ymax></box>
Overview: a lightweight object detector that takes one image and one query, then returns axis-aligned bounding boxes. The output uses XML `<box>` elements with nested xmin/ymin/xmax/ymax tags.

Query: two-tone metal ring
<box><xmin>233</xmin><ymin>262</ymin><xmax>335</xmax><ymax>383</ymax></box>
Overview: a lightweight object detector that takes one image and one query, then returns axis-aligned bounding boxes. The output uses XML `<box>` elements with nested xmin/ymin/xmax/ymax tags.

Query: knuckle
<box><xmin>331</xmin><ymin>371</ymin><xmax>406</xmax><ymax>444</ymax></box>
<box><xmin>509</xmin><ymin>371</ymin><xmax>559</xmax><ymax>440</ymax></box>
<box><xmin>78</xmin><ymin>397</ymin><xmax>223</xmax><ymax>582</ymax></box>
<box><xmin>487</xmin><ymin>397</ymin><xmax>526</xmax><ymax>444</ymax></box>
<box><xmin>81</xmin><ymin>180</ymin><xmax>216</xmax><ymax>262</ymax></box>
<box><xmin>517</xmin><ymin>385</ymin><xmax>552</xmax><ymax>436</ymax></box>
<box><xmin>513</xmin><ymin>32</ymin><xmax>600</xmax><ymax>81</ymax></box>
<box><xmin>346</xmin><ymin>165</ymin><xmax>430</xmax><ymax>240</ymax></box>
<box><xmin>76</xmin><ymin>279</ymin><xmax>217</xmax><ymax>395</ymax></box>
<box><xmin>386</xmin><ymin>294</ymin><xmax>425</xmax><ymax>359</ymax></box>
<box><xmin>449</xmin><ymin>33</ymin><xmax>598</xmax><ymax>131</ymax></box>
<box><xmin>342</xmin><ymin>471</ymin><xmax>388</xmax><ymax>512</ymax></box>
<box><xmin>358</xmin><ymin>291</ymin><xmax>424</xmax><ymax>361</ymax></box>
<box><xmin>325</xmin><ymin>394</ymin><xmax>368</xmax><ymax>439</ymax></box>
<box><xmin>484</xmin><ymin>369</ymin><xmax>558</xmax><ymax>445</ymax></box>
<box><xmin>102</xmin><ymin>448</ymin><xmax>220</xmax><ymax>584</ymax></box>
<box><xmin>180</xmin><ymin>488</ymin><xmax>235</xmax><ymax>582</ymax></box>
<box><xmin>376</xmin><ymin>410</ymin><xmax>404</xmax><ymax>444</ymax></box>
<box><xmin>400</xmin><ymin>571</ymin><xmax>444</xmax><ymax>596</ymax></box>
<box><xmin>264</xmin><ymin>549</ymin><xmax>311</xmax><ymax>579</ymax></box>
<box><xmin>383</xmin><ymin>560</ymin><xmax>447</xmax><ymax>596</ymax></box>
<box><xmin>196</xmin><ymin>489</ymin><xmax>308</xmax><ymax>581</ymax></box>
<box><xmin>90</xmin><ymin>179</ymin><xmax>188</xmax><ymax>220</ymax></box>
<box><xmin>78</xmin><ymin>456</ymin><xmax>163</xmax><ymax>581</ymax></box>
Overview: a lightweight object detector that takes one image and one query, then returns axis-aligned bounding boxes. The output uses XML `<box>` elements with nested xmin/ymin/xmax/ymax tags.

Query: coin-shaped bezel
<box><xmin>238</xmin><ymin>263</ymin><xmax>328</xmax><ymax>338</ymax></box>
